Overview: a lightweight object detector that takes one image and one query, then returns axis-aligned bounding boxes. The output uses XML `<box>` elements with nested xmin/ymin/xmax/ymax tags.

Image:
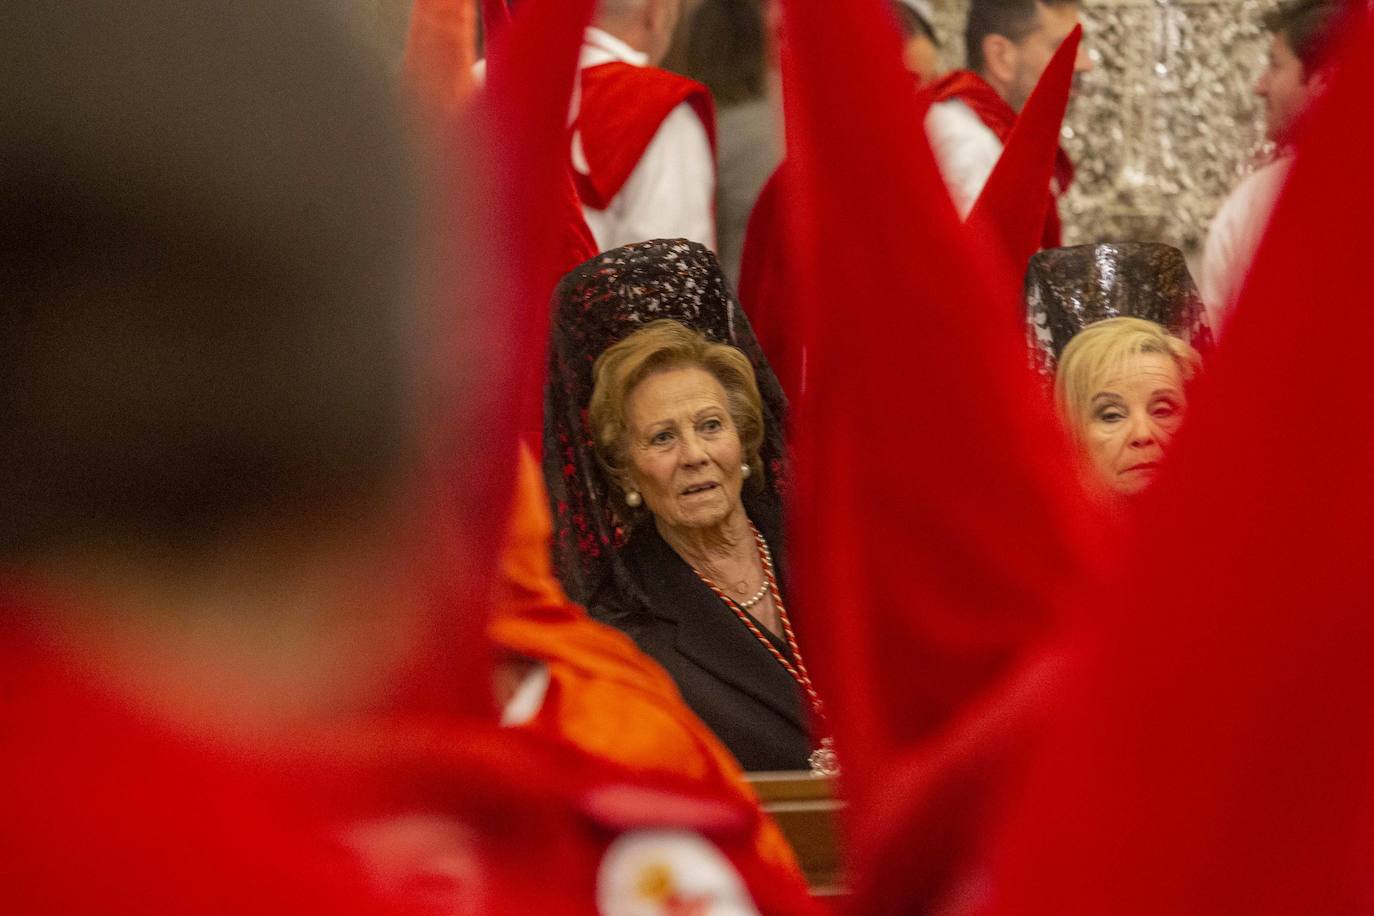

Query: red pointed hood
<box><xmin>775</xmin><ymin>0</ymin><xmax>1098</xmax><ymax>810</ymax></box>
<box><xmin>966</xmin><ymin>26</ymin><xmax>1080</xmax><ymax>278</ymax></box>
<box><xmin>396</xmin><ymin>0</ymin><xmax>594</xmax><ymax>718</ymax></box>
<box><xmin>481</xmin><ymin>0</ymin><xmax>599</xmax><ymax>431</ymax></box>
<box><xmin>987</xmin><ymin>13</ymin><xmax>1374</xmax><ymax>914</ymax></box>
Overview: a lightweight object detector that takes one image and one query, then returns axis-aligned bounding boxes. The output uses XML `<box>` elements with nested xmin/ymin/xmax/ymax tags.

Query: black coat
<box><xmin>588</xmin><ymin>510</ymin><xmax>812</xmax><ymax>772</ymax></box>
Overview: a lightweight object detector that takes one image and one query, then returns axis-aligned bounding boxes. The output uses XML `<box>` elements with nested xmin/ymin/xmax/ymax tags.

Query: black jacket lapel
<box><xmin>628</xmin><ymin>527</ymin><xmax>807</xmax><ymax>732</ymax></box>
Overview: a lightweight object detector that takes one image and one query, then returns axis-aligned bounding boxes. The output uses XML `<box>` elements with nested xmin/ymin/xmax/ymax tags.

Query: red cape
<box><xmin>735</xmin><ymin>162</ymin><xmax>804</xmax><ymax>400</ymax></box>
<box><xmin>573</xmin><ymin>61</ymin><xmax>717</xmax><ymax>210</ymax></box>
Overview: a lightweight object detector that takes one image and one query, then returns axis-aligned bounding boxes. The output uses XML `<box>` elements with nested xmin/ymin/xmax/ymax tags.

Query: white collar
<box><xmin>580</xmin><ymin>26</ymin><xmax>649</xmax><ymax>69</ymax></box>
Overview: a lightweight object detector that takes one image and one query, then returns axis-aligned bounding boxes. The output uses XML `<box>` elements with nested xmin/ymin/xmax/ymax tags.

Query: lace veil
<box><xmin>542</xmin><ymin>239</ymin><xmax>789</xmax><ymax>607</ymax></box>
<box><xmin>1025</xmin><ymin>242</ymin><xmax>1215</xmax><ymax>375</ymax></box>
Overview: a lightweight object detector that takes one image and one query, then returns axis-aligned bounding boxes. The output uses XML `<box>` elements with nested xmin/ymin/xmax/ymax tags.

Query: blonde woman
<box><xmin>1056</xmin><ymin>317</ymin><xmax>1202</xmax><ymax>496</ymax></box>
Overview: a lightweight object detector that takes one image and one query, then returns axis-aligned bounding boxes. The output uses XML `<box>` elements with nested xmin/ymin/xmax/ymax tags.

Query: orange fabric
<box><xmin>403</xmin><ymin>0</ymin><xmax>478</xmax><ymax>114</ymax></box>
<box><xmin>488</xmin><ymin>446</ymin><xmax>801</xmax><ymax>875</ymax></box>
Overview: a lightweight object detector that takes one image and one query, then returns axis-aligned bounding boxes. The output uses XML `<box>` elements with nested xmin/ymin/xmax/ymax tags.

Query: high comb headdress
<box><xmin>1025</xmin><ymin>242</ymin><xmax>1215</xmax><ymax>374</ymax></box>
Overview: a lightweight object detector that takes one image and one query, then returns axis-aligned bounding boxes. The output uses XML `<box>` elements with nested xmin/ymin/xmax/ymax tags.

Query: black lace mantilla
<box><xmin>1025</xmin><ymin>242</ymin><xmax>1215</xmax><ymax>375</ymax></box>
<box><xmin>542</xmin><ymin>239</ymin><xmax>790</xmax><ymax>608</ymax></box>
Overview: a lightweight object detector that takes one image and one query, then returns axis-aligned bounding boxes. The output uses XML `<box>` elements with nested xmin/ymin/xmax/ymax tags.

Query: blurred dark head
<box><xmin>1263</xmin><ymin>0</ymin><xmax>1344</xmax><ymax>77</ymax></box>
<box><xmin>1258</xmin><ymin>0</ymin><xmax>1344</xmax><ymax>143</ymax></box>
<box><xmin>893</xmin><ymin>0</ymin><xmax>944</xmax><ymax>85</ymax></box>
<box><xmin>1</xmin><ymin>2</ymin><xmax>422</xmax><ymax>565</ymax></box>
<box><xmin>965</xmin><ymin>0</ymin><xmax>1087</xmax><ymax>111</ymax></box>
<box><xmin>685</xmin><ymin>0</ymin><xmax>769</xmax><ymax>108</ymax></box>
<box><xmin>893</xmin><ymin>0</ymin><xmax>939</xmax><ymax>44</ymax></box>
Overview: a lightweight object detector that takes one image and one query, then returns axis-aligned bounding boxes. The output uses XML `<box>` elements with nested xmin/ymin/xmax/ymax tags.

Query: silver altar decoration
<box><xmin>929</xmin><ymin>0</ymin><xmax>1277</xmax><ymax>252</ymax></box>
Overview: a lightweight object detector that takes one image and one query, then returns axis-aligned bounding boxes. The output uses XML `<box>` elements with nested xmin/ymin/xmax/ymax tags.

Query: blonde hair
<box><xmin>589</xmin><ymin>319</ymin><xmax>765</xmax><ymax>496</ymax></box>
<box><xmin>1055</xmin><ymin>317</ymin><xmax>1202</xmax><ymax>441</ymax></box>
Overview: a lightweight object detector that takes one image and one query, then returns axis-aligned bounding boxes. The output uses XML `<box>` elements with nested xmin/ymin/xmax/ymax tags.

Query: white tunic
<box><xmin>925</xmin><ymin>97</ymin><xmax>1004</xmax><ymax>219</ymax></box>
<box><xmin>1197</xmin><ymin>155</ymin><xmax>1292</xmax><ymax>334</ymax></box>
<box><xmin>573</xmin><ymin>28</ymin><xmax>716</xmax><ymax>253</ymax></box>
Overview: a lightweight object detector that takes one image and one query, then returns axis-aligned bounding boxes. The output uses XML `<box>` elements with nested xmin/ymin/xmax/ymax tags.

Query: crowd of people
<box><xmin>4</xmin><ymin>0</ymin><xmax>1372</xmax><ymax>912</ymax></box>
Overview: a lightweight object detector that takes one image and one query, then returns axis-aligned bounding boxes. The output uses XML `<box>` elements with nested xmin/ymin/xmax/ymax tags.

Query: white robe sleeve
<box><xmin>584</xmin><ymin>101</ymin><xmax>716</xmax><ymax>252</ymax></box>
<box><xmin>1197</xmin><ymin>158</ymin><xmax>1291</xmax><ymax>335</ymax></box>
<box><xmin>925</xmin><ymin>99</ymin><xmax>1004</xmax><ymax>219</ymax></box>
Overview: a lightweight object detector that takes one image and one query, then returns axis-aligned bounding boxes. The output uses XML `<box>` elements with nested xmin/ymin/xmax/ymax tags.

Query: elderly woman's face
<box><xmin>623</xmin><ymin>366</ymin><xmax>745</xmax><ymax>532</ymax></box>
<box><xmin>1082</xmin><ymin>351</ymin><xmax>1187</xmax><ymax>495</ymax></box>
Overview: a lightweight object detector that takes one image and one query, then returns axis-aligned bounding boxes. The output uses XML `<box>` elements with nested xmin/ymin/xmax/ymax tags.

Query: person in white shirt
<box><xmin>1198</xmin><ymin>0</ymin><xmax>1340</xmax><ymax>332</ymax></box>
<box><xmin>572</xmin><ymin>0</ymin><xmax>717</xmax><ymax>253</ymax></box>
<box><xmin>924</xmin><ymin>0</ymin><xmax>1091</xmax><ymax>221</ymax></box>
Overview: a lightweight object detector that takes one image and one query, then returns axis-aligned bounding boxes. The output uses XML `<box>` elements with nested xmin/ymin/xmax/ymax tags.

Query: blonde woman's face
<box><xmin>1082</xmin><ymin>352</ymin><xmax>1187</xmax><ymax>495</ymax></box>
<box><xmin>623</xmin><ymin>366</ymin><xmax>745</xmax><ymax>533</ymax></box>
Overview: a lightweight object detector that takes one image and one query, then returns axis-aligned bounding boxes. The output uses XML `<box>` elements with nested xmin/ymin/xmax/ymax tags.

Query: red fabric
<box><xmin>966</xmin><ymin>27</ymin><xmax>1080</xmax><ymax>281</ymax></box>
<box><xmin>0</xmin><ymin>598</ymin><xmax>816</xmax><ymax>915</ymax></box>
<box><xmin>776</xmin><ymin>0</ymin><xmax>1097</xmax><ymax>829</ymax></box>
<box><xmin>404</xmin><ymin>0</ymin><xmax>478</xmax><ymax>113</ymax></box>
<box><xmin>331</xmin><ymin>719</ymin><xmax>821</xmax><ymax>915</ymax></box>
<box><xmin>0</xmin><ymin>609</ymin><xmax>392</xmax><ymax>915</ymax></box>
<box><xmin>481</xmin><ymin>0</ymin><xmax>598</xmax><ymax>444</ymax></box>
<box><xmin>735</xmin><ymin>162</ymin><xmax>804</xmax><ymax>401</ymax></box>
<box><xmin>573</xmin><ymin>62</ymin><xmax>717</xmax><ymax>210</ymax></box>
<box><xmin>927</xmin><ymin>69</ymin><xmax>1073</xmax><ymax>249</ymax></box>
<box><xmin>479</xmin><ymin>0</ymin><xmax>509</xmax><ymax>47</ymax></box>
<box><xmin>847</xmin><ymin>657</ymin><xmax>1061</xmax><ymax>916</ymax></box>
<box><xmin>391</xmin><ymin>0</ymin><xmax>596</xmax><ymax>720</ymax></box>
<box><xmin>986</xmin><ymin>15</ymin><xmax>1374</xmax><ymax>915</ymax></box>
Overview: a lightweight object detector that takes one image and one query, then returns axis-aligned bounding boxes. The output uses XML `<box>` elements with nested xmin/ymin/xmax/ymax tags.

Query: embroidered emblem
<box><xmin>596</xmin><ymin>830</ymin><xmax>759</xmax><ymax>916</ymax></box>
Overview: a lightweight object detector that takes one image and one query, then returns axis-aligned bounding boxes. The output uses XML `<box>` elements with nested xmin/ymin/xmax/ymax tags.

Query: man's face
<box><xmin>1257</xmin><ymin>32</ymin><xmax>1316</xmax><ymax>144</ymax></box>
<box><xmin>1007</xmin><ymin>3</ymin><xmax>1091</xmax><ymax>111</ymax></box>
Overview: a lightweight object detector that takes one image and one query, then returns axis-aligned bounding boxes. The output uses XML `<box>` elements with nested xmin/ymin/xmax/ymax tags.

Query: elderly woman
<box><xmin>1056</xmin><ymin>317</ymin><xmax>1202</xmax><ymax>496</ymax></box>
<box><xmin>544</xmin><ymin>239</ymin><xmax>825</xmax><ymax>774</ymax></box>
<box><xmin>587</xmin><ymin>319</ymin><xmax>822</xmax><ymax>772</ymax></box>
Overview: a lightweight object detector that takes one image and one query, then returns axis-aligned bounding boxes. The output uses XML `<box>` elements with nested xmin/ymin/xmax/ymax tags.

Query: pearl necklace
<box><xmin>689</xmin><ymin>522</ymin><xmax>840</xmax><ymax>777</ymax></box>
<box><xmin>734</xmin><ymin>580</ymin><xmax>771</xmax><ymax>610</ymax></box>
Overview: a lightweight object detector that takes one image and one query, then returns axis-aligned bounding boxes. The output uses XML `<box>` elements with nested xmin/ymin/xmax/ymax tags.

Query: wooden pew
<box><xmin>745</xmin><ymin>771</ymin><xmax>845</xmax><ymax>898</ymax></box>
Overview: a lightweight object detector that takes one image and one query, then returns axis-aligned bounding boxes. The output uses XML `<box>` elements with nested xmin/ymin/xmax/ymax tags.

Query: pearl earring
<box><xmin>740</xmin><ymin>463</ymin><xmax>751</xmax><ymax>479</ymax></box>
<box><xmin>624</xmin><ymin>490</ymin><xmax>642</xmax><ymax>508</ymax></box>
